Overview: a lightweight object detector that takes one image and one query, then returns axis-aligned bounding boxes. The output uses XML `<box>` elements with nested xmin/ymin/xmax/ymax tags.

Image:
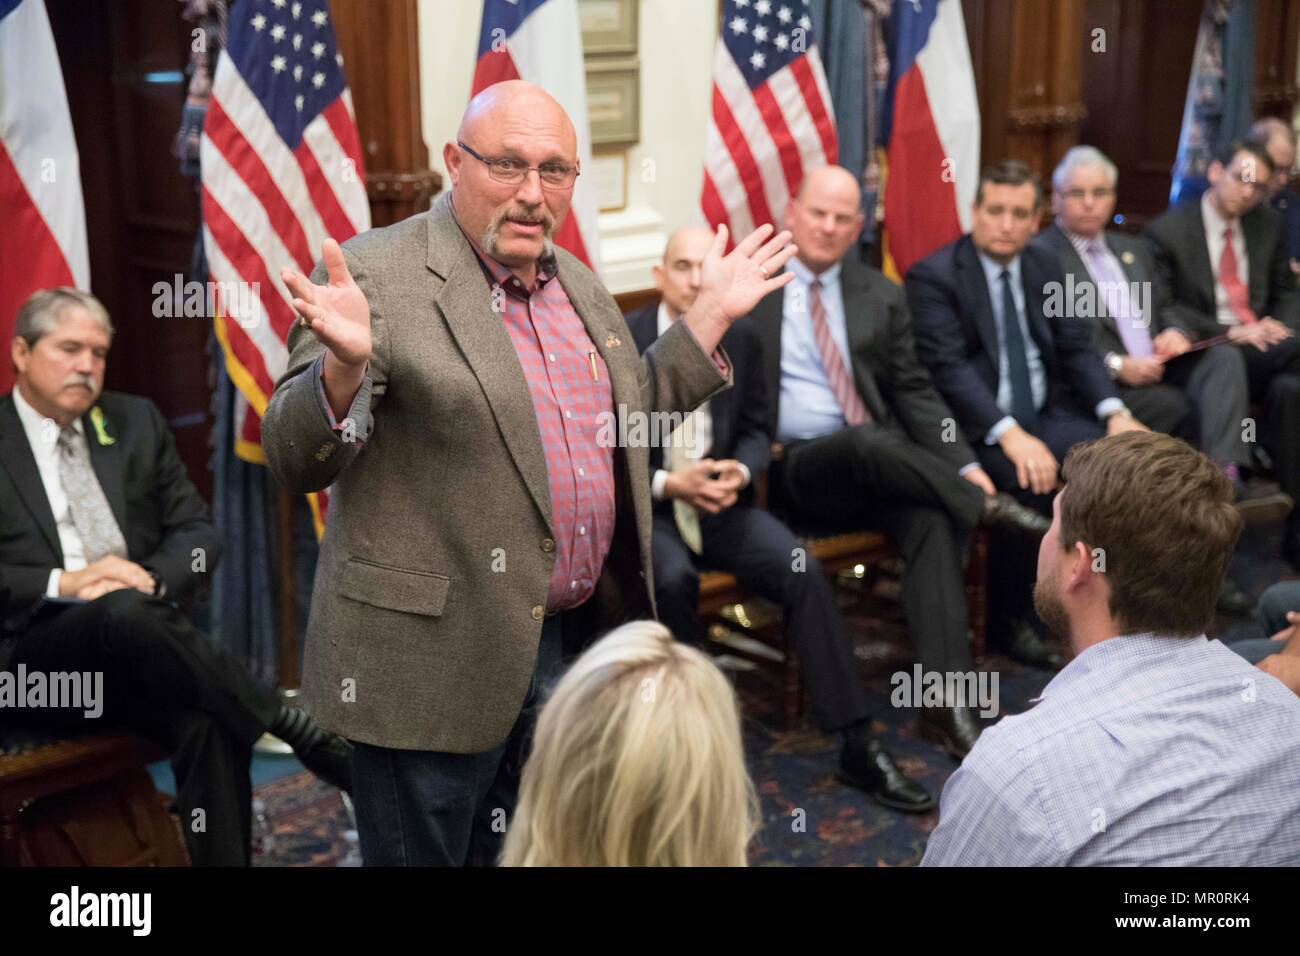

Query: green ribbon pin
<box><xmin>90</xmin><ymin>406</ymin><xmax>115</xmax><ymax>446</ymax></box>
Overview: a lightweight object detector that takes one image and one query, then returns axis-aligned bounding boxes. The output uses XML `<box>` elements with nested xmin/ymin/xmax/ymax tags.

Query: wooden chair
<box><xmin>0</xmin><ymin>730</ymin><xmax>188</xmax><ymax>866</ymax></box>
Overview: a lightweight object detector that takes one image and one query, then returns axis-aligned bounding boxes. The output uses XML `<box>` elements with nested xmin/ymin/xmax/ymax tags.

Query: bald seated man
<box><xmin>262</xmin><ymin>80</ymin><xmax>798</xmax><ymax>866</ymax></box>
<box><xmin>746</xmin><ymin>165</ymin><xmax>1053</xmax><ymax>763</ymax></box>
<box><xmin>626</xmin><ymin>226</ymin><xmax>935</xmax><ymax>812</ymax></box>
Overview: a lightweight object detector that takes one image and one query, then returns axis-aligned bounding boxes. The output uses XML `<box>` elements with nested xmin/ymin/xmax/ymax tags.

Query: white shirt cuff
<box><xmin>47</xmin><ymin>569</ymin><xmax>62</xmax><ymax>598</ymax></box>
<box><xmin>1095</xmin><ymin>397</ymin><xmax>1126</xmax><ymax>421</ymax></box>
<box><xmin>736</xmin><ymin>463</ymin><xmax>751</xmax><ymax>489</ymax></box>
<box><xmin>985</xmin><ymin>416</ymin><xmax>1018</xmax><ymax>446</ymax></box>
<box><xmin>651</xmin><ymin>469</ymin><xmax>670</xmax><ymax>501</ymax></box>
<box><xmin>958</xmin><ymin>462</ymin><xmax>980</xmax><ymax>477</ymax></box>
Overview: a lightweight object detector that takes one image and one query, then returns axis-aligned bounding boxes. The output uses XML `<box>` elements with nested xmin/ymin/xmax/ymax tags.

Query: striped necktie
<box><xmin>808</xmin><ymin>278</ymin><xmax>870</xmax><ymax>426</ymax></box>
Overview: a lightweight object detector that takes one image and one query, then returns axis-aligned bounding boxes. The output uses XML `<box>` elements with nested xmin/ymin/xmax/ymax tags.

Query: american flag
<box><xmin>700</xmin><ymin>0</ymin><xmax>837</xmax><ymax>246</ymax></box>
<box><xmin>202</xmin><ymin>0</ymin><xmax>370</xmax><ymax>534</ymax></box>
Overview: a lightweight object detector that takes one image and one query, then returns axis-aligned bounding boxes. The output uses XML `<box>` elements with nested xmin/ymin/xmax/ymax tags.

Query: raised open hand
<box><xmin>693</xmin><ymin>224</ymin><xmax>798</xmax><ymax>325</ymax></box>
<box><xmin>281</xmin><ymin>238</ymin><xmax>372</xmax><ymax>367</ymax></box>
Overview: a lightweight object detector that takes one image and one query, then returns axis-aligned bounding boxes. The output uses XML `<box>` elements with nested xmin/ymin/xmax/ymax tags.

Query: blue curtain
<box><xmin>207</xmin><ymin>339</ymin><xmax>280</xmax><ymax>687</ymax></box>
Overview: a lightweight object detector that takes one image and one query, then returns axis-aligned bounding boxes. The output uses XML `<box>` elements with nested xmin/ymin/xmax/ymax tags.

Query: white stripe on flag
<box><xmin>200</xmin><ymin>132</ymin><xmax>299</xmax><ymax>311</ymax></box>
<box><xmin>767</xmin><ymin>66</ymin><xmax>824</xmax><ymax>178</ymax></box>
<box><xmin>211</xmin><ymin>61</ymin><xmax>328</xmax><ymax>256</ymax></box>
<box><xmin>0</xmin><ymin>0</ymin><xmax>89</xmax><ymax>287</ymax></box>
<box><xmin>203</xmin><ymin>224</ymin><xmax>290</xmax><ymax>378</ymax></box>
<box><xmin>806</xmin><ymin>46</ymin><xmax>836</xmax><ymax>129</ymax></box>
<box><xmin>300</xmin><ymin>113</ymin><xmax>369</xmax><ymax>236</ymax></box>
<box><xmin>713</xmin><ymin>46</ymin><xmax>793</xmax><ymax>226</ymax></box>
<box><xmin>916</xmin><ymin>0</ymin><xmax>980</xmax><ymax>230</ymax></box>
<box><xmin>703</xmin><ymin>124</ymin><xmax>757</xmax><ymax>239</ymax></box>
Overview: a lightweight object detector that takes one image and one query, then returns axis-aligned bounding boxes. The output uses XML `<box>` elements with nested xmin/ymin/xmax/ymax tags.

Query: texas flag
<box><xmin>471</xmin><ymin>0</ymin><xmax>601</xmax><ymax>275</ymax></box>
<box><xmin>881</xmin><ymin>0</ymin><xmax>980</xmax><ymax>281</ymax></box>
<box><xmin>0</xmin><ymin>0</ymin><xmax>89</xmax><ymax>392</ymax></box>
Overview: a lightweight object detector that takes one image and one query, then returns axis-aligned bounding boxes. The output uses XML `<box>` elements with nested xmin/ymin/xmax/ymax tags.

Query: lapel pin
<box><xmin>605</xmin><ymin>334</ymin><xmax>622</xmax><ymax>349</ymax></box>
<box><xmin>90</xmin><ymin>406</ymin><xmax>115</xmax><ymax>446</ymax></box>
<box><xmin>1121</xmin><ymin>250</ymin><xmax>1136</xmax><ymax>265</ymax></box>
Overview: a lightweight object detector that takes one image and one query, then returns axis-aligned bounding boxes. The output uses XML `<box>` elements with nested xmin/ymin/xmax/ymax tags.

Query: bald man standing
<box><xmin>262</xmin><ymin>81</ymin><xmax>795</xmax><ymax>865</ymax></box>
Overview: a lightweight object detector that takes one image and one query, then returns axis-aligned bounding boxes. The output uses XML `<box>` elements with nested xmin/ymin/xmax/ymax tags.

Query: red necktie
<box><xmin>1218</xmin><ymin>225</ymin><xmax>1257</xmax><ymax>325</ymax></box>
<box><xmin>809</xmin><ymin>279</ymin><xmax>871</xmax><ymax>426</ymax></box>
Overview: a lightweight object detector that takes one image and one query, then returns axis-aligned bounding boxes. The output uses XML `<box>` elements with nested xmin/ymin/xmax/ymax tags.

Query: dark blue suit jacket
<box><xmin>904</xmin><ymin>234</ymin><xmax>1117</xmax><ymax>443</ymax></box>
<box><xmin>625</xmin><ymin>303</ymin><xmax>772</xmax><ymax>508</ymax></box>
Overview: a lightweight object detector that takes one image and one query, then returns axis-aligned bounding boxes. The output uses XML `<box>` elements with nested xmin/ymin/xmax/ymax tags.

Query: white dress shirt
<box><xmin>1201</xmin><ymin>192</ymin><xmax>1250</xmax><ymax>326</ymax></box>
<box><xmin>12</xmin><ymin>385</ymin><xmax>88</xmax><ymax>597</ymax></box>
<box><xmin>651</xmin><ymin>302</ymin><xmax>749</xmax><ymax>499</ymax></box>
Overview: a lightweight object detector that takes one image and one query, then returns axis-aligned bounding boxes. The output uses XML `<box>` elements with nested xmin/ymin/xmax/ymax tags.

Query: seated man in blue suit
<box><xmin>625</xmin><ymin>225</ymin><xmax>936</xmax><ymax>813</ymax></box>
<box><xmin>906</xmin><ymin>160</ymin><xmax>1147</xmax><ymax>663</ymax></box>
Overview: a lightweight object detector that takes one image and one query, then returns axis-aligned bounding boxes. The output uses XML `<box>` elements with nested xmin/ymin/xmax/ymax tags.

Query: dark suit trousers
<box><xmin>974</xmin><ymin>406</ymin><xmax>1105</xmax><ymax>626</ymax></box>
<box><xmin>651</xmin><ymin>506</ymin><xmax>871</xmax><ymax>732</ymax></box>
<box><xmin>1237</xmin><ymin>337</ymin><xmax>1300</xmax><ymax>512</ymax></box>
<box><xmin>1121</xmin><ymin>345</ymin><xmax>1249</xmax><ymax>466</ymax></box>
<box><xmin>1</xmin><ymin>589</ymin><xmax>278</xmax><ymax>866</ymax></box>
<box><xmin>778</xmin><ymin>424</ymin><xmax>986</xmax><ymax>675</ymax></box>
<box><xmin>350</xmin><ymin>612</ymin><xmax>565</xmax><ymax>867</ymax></box>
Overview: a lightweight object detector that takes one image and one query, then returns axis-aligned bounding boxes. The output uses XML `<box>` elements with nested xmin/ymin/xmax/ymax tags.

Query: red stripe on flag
<box><xmin>293</xmin><ymin>135</ymin><xmax>355</xmax><ymax>241</ymax></box>
<box><xmin>884</xmin><ymin>68</ymin><xmax>962</xmax><ymax>278</ymax></box>
<box><xmin>471</xmin><ymin>50</ymin><xmax>521</xmax><ymax>95</ymax></box>
<box><xmin>700</xmin><ymin>173</ymin><xmax>738</xmax><ymax>253</ymax></box>
<box><xmin>0</xmin><ymin>140</ymin><xmax>76</xmax><ymax>393</ymax></box>
<box><xmin>789</xmin><ymin>56</ymin><xmax>837</xmax><ymax>162</ymax></box>
<box><xmin>711</xmin><ymin>87</ymin><xmax>775</xmax><ymax>231</ymax></box>
<box><xmin>749</xmin><ymin>82</ymin><xmax>803</xmax><ymax>198</ymax></box>
<box><xmin>321</xmin><ymin>97</ymin><xmax>367</xmax><ymax>185</ymax></box>
<box><xmin>202</xmin><ymin>184</ymin><xmax>298</xmax><ymax>344</ymax></box>
<box><xmin>700</xmin><ymin>171</ymin><xmax>729</xmax><ymax>238</ymax></box>
<box><xmin>205</xmin><ymin>99</ymin><xmax>315</xmax><ymax>272</ymax></box>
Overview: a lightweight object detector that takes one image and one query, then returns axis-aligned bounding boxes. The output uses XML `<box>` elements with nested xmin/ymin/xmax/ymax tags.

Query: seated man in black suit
<box><xmin>741</xmin><ymin>165</ymin><xmax>1047</xmax><ymax>758</ymax></box>
<box><xmin>0</xmin><ymin>288</ymin><xmax>351</xmax><ymax>866</ymax></box>
<box><xmin>626</xmin><ymin>225</ymin><xmax>934</xmax><ymax>811</ymax></box>
<box><xmin>1146</xmin><ymin>139</ymin><xmax>1300</xmax><ymax>566</ymax></box>
<box><xmin>906</xmin><ymin>160</ymin><xmax>1147</xmax><ymax>660</ymax></box>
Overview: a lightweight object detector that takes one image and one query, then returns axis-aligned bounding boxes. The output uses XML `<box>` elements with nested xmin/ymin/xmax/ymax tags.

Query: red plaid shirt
<box><xmin>460</xmin><ymin>231</ymin><xmax>616</xmax><ymax>612</ymax></box>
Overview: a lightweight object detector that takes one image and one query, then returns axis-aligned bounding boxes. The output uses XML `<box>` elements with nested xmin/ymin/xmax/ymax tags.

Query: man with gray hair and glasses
<box><xmin>0</xmin><ymin>287</ymin><xmax>353</xmax><ymax>866</ymax></box>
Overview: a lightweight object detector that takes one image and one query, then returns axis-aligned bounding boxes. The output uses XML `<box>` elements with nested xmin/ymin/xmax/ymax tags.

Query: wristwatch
<box><xmin>1104</xmin><ymin>352</ymin><xmax>1124</xmax><ymax>379</ymax></box>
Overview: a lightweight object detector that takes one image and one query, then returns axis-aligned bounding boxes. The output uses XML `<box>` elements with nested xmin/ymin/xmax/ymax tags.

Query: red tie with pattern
<box><xmin>809</xmin><ymin>278</ymin><xmax>871</xmax><ymax>426</ymax></box>
<box><xmin>1219</xmin><ymin>225</ymin><xmax>1258</xmax><ymax>325</ymax></box>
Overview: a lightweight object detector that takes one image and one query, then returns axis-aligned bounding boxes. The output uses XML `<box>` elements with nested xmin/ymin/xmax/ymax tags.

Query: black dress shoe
<box><xmin>981</xmin><ymin>493</ymin><xmax>1050</xmax><ymax>537</ymax></box>
<box><xmin>295</xmin><ymin>733</ymin><xmax>354</xmax><ymax>793</ymax></box>
<box><xmin>1216</xmin><ymin>577</ymin><xmax>1253</xmax><ymax>617</ymax></box>
<box><xmin>917</xmin><ymin>705</ymin><xmax>983</xmax><ymax>761</ymax></box>
<box><xmin>839</xmin><ymin>734</ymin><xmax>936</xmax><ymax>813</ymax></box>
<box><xmin>999</xmin><ymin>621</ymin><xmax>1065</xmax><ymax>670</ymax></box>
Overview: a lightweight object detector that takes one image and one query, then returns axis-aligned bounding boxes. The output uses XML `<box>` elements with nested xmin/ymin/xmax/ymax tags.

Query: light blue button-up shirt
<box><xmin>776</xmin><ymin>258</ymin><xmax>856</xmax><ymax>443</ymax></box>
<box><xmin>922</xmin><ymin>632</ymin><xmax>1300</xmax><ymax>866</ymax></box>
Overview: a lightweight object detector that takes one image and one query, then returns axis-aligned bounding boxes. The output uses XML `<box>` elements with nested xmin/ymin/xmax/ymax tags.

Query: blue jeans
<box><xmin>1228</xmin><ymin>581</ymin><xmax>1300</xmax><ymax>664</ymax></box>
<box><xmin>352</xmin><ymin>613</ymin><xmax>565</xmax><ymax>866</ymax></box>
